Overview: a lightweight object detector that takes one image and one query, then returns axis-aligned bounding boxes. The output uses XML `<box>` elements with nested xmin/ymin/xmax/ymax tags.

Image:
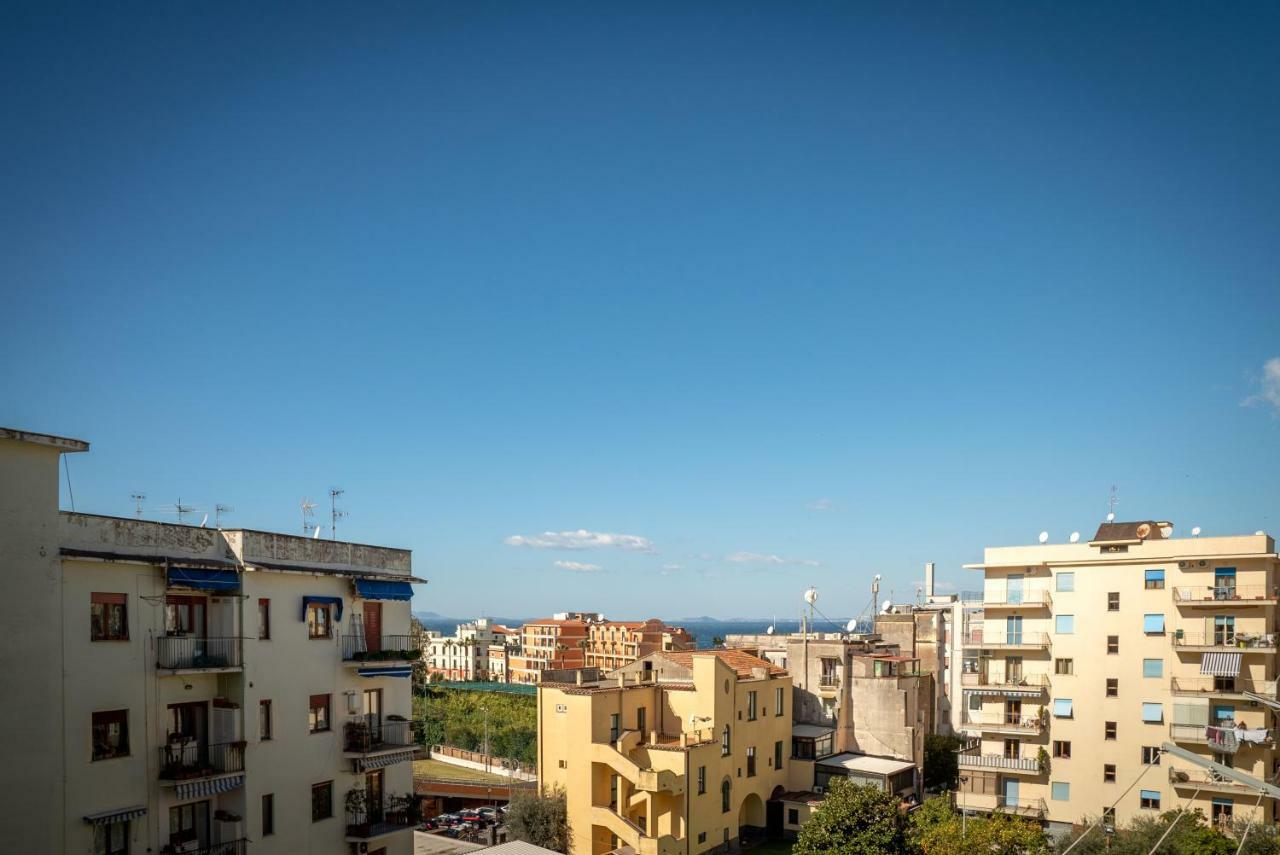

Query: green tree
<box><xmin>911</xmin><ymin>794</ymin><xmax>1047</xmax><ymax>854</ymax></box>
<box><xmin>409</xmin><ymin>616</ymin><xmax>429</xmax><ymax>694</ymax></box>
<box><xmin>506</xmin><ymin>786</ymin><xmax>570</xmax><ymax>853</ymax></box>
<box><xmin>922</xmin><ymin>734</ymin><xmax>961</xmax><ymax>792</ymax></box>
<box><xmin>1054</xmin><ymin>810</ymin><xmax>1279</xmax><ymax>855</ymax></box>
<box><xmin>793</xmin><ymin>778</ymin><xmax>909</xmax><ymax>855</ymax></box>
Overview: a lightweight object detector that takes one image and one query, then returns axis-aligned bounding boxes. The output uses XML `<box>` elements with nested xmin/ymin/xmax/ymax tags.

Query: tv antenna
<box><xmin>1107</xmin><ymin>485</ymin><xmax>1119</xmax><ymax>520</ymax></box>
<box><xmin>155</xmin><ymin>498</ymin><xmax>197</xmax><ymax>524</ymax></box>
<box><xmin>329</xmin><ymin>487</ymin><xmax>347</xmax><ymax>541</ymax></box>
<box><xmin>215</xmin><ymin>504</ymin><xmax>234</xmax><ymax>528</ymax></box>
<box><xmin>131</xmin><ymin>492</ymin><xmax>146</xmax><ymax>518</ymax></box>
<box><xmin>300</xmin><ymin>497</ymin><xmax>318</xmax><ymax>535</ymax></box>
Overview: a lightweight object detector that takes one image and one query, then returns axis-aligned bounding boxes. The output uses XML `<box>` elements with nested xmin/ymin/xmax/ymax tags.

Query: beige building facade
<box><xmin>960</xmin><ymin>520</ymin><xmax>1279</xmax><ymax>832</ymax></box>
<box><xmin>0</xmin><ymin>427</ymin><xmax>423</xmax><ymax>855</ymax></box>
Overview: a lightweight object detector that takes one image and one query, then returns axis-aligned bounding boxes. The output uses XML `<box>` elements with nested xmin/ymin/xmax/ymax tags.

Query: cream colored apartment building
<box><xmin>959</xmin><ymin>520</ymin><xmax>1278</xmax><ymax>833</ymax></box>
<box><xmin>512</xmin><ymin>614</ymin><xmax>694</xmax><ymax>684</ymax></box>
<box><xmin>538</xmin><ymin>649</ymin><xmax>807</xmax><ymax>855</ymax></box>
<box><xmin>0</xmin><ymin>428</ymin><xmax>423</xmax><ymax>855</ymax></box>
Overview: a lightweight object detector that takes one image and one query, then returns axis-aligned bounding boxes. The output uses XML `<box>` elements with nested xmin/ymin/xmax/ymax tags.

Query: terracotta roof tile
<box><xmin>658</xmin><ymin>649</ymin><xmax>786</xmax><ymax>678</ymax></box>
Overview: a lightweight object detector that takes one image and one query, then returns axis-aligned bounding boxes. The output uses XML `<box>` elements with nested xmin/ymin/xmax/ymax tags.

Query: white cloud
<box><xmin>660</xmin><ymin>563</ymin><xmax>683</xmax><ymax>575</ymax></box>
<box><xmin>554</xmin><ymin>560</ymin><xmax>602</xmax><ymax>573</ymax></box>
<box><xmin>726</xmin><ymin>551</ymin><xmax>820</xmax><ymax>567</ymax></box>
<box><xmin>806</xmin><ymin>498</ymin><xmax>835</xmax><ymax>511</ymax></box>
<box><xmin>504</xmin><ymin>529</ymin><xmax>654</xmax><ymax>552</ymax></box>
<box><xmin>1242</xmin><ymin>357</ymin><xmax>1280</xmax><ymax>414</ymax></box>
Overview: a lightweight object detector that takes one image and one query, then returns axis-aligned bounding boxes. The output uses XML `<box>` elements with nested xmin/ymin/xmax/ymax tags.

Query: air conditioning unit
<box><xmin>813</xmin><ymin>785</ymin><xmax>824</xmax><ymax>794</ymax></box>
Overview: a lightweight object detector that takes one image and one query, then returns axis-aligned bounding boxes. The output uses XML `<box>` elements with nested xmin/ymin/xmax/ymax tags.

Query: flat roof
<box><xmin>792</xmin><ymin>724</ymin><xmax>835</xmax><ymax>739</ymax></box>
<box><xmin>0</xmin><ymin>427</ymin><xmax>89</xmax><ymax>452</ymax></box>
<box><xmin>818</xmin><ymin>753</ymin><xmax>916</xmax><ymax>776</ymax></box>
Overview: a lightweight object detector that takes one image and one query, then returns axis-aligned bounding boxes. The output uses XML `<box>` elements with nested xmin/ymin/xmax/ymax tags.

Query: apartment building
<box><xmin>537</xmin><ymin>649</ymin><xmax>804</xmax><ymax>854</ymax></box>
<box><xmin>0</xmin><ymin>427</ymin><xmax>423</xmax><ymax>855</ymax></box>
<box><xmin>512</xmin><ymin>614</ymin><xmax>694</xmax><ymax>684</ymax></box>
<box><xmin>584</xmin><ymin>619</ymin><xmax>696</xmax><ymax>672</ymax></box>
<box><xmin>424</xmin><ymin>618</ymin><xmax>513</xmax><ymax>681</ymax></box>
<box><xmin>487</xmin><ymin>623</ymin><xmax>519</xmax><ymax>683</ymax></box>
<box><xmin>959</xmin><ymin>520</ymin><xmax>1279</xmax><ymax>834</ymax></box>
<box><xmin>511</xmin><ymin>617</ymin><xmax>590</xmax><ymax>683</ymax></box>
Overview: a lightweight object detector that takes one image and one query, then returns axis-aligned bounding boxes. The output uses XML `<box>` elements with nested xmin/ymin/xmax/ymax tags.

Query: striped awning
<box><xmin>355</xmin><ymin>750</ymin><xmax>414</xmax><ymax>772</ymax></box>
<box><xmin>357</xmin><ymin>666</ymin><xmax>413</xmax><ymax>678</ymax></box>
<box><xmin>84</xmin><ymin>806</ymin><xmax>147</xmax><ymax>825</ymax></box>
<box><xmin>175</xmin><ymin>774</ymin><xmax>244</xmax><ymax>801</ymax></box>
<box><xmin>1201</xmin><ymin>652</ymin><xmax>1242</xmax><ymax>677</ymax></box>
<box><xmin>965</xmin><ymin>688</ymin><xmax>1041</xmax><ymax>698</ymax></box>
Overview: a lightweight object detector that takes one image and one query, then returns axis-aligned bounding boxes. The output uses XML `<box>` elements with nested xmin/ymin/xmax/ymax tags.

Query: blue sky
<box><xmin>3</xmin><ymin>2</ymin><xmax>1279</xmax><ymax>619</ymax></box>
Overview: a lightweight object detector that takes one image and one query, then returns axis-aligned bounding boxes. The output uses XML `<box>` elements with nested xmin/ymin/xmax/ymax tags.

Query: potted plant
<box><xmin>345</xmin><ymin>788</ymin><xmax>371</xmax><ymax>835</ymax></box>
<box><xmin>1037</xmin><ymin>746</ymin><xmax>1050</xmax><ymax>775</ymax></box>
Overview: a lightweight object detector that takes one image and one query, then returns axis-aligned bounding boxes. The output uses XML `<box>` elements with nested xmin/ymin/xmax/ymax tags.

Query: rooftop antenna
<box><xmin>155</xmin><ymin>498</ymin><xmax>197</xmax><ymax>524</ymax></box>
<box><xmin>1069</xmin><ymin>531</ymin><xmax>1081</xmax><ymax>543</ymax></box>
<box><xmin>1191</xmin><ymin>526</ymin><xmax>1202</xmax><ymax>537</ymax></box>
<box><xmin>1107</xmin><ymin>485</ymin><xmax>1119</xmax><ymax>520</ymax></box>
<box><xmin>131</xmin><ymin>492</ymin><xmax>146</xmax><ymax>518</ymax></box>
<box><xmin>215</xmin><ymin>504</ymin><xmax>234</xmax><ymax>528</ymax></box>
<box><xmin>300</xmin><ymin>497</ymin><xmax>317</xmax><ymax>535</ymax></box>
<box><xmin>329</xmin><ymin>487</ymin><xmax>347</xmax><ymax>541</ymax></box>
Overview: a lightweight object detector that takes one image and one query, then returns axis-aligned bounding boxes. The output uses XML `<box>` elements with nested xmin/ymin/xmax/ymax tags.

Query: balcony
<box><xmin>590</xmin><ymin>805</ymin><xmax>680</xmax><ymax>855</ymax></box>
<box><xmin>1173</xmin><ymin>586</ymin><xmax>1278</xmax><ymax>607</ymax></box>
<box><xmin>1169</xmin><ymin>766</ymin><xmax>1276</xmax><ymax>798</ymax></box>
<box><xmin>342</xmin><ymin>635</ymin><xmax>423</xmax><ymax>666</ymax></box>
<box><xmin>1170</xmin><ymin>723</ymin><xmax>1273</xmax><ymax>750</ymax></box>
<box><xmin>960</xmin><ymin>792</ymin><xmax>1047</xmax><ymax>819</ymax></box>
<box><xmin>957</xmin><ymin>753</ymin><xmax>1042</xmax><ymax>775</ymax></box>
<box><xmin>1171</xmin><ymin>632</ymin><xmax>1278</xmax><ymax>653</ymax></box>
<box><xmin>156</xmin><ymin>636</ymin><xmax>242</xmax><ymax>673</ymax></box>
<box><xmin>818</xmin><ymin>674</ymin><xmax>841</xmax><ymax>694</ymax></box>
<box><xmin>158</xmin><ymin>741</ymin><xmax>246</xmax><ymax>783</ymax></box>
<box><xmin>982</xmin><ymin>590</ymin><xmax>1053</xmax><ymax>611</ymax></box>
<box><xmin>962</xmin><ymin>711</ymin><xmax>1046</xmax><ymax>736</ymax></box>
<box><xmin>962</xmin><ymin>672</ymin><xmax>1051</xmax><ymax>695</ymax></box>
<box><xmin>962</xmin><ymin>631</ymin><xmax>1051</xmax><ymax>651</ymax></box>
<box><xmin>1171</xmin><ymin>676</ymin><xmax>1277</xmax><ymax>699</ymax></box>
<box><xmin>161</xmin><ymin>839</ymin><xmax>247</xmax><ymax>855</ymax></box>
<box><xmin>343</xmin><ymin>715</ymin><xmax>416</xmax><ymax>755</ymax></box>
<box><xmin>345</xmin><ymin>796</ymin><xmax>417</xmax><ymax>841</ymax></box>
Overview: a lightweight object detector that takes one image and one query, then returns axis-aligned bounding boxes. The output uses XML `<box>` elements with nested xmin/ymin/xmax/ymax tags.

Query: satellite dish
<box><xmin>1191</xmin><ymin>526</ymin><xmax>1202</xmax><ymax>537</ymax></box>
<box><xmin>312</xmin><ymin>526</ymin><xmax>322</xmax><ymax>539</ymax></box>
<box><xmin>199</xmin><ymin>514</ymin><xmax>209</xmax><ymax>528</ymax></box>
<box><xmin>1069</xmin><ymin>532</ymin><xmax>1080</xmax><ymax>543</ymax></box>
<box><xmin>881</xmin><ymin>599</ymin><xmax>892</xmax><ymax>614</ymax></box>
<box><xmin>1106</xmin><ymin>512</ymin><xmax>1115</xmax><ymax>522</ymax></box>
<box><xmin>1160</xmin><ymin>525</ymin><xmax>1173</xmax><ymax>538</ymax></box>
<box><xmin>845</xmin><ymin>619</ymin><xmax>858</xmax><ymax>633</ymax></box>
<box><xmin>1038</xmin><ymin>531</ymin><xmax>1049</xmax><ymax>544</ymax></box>
<box><xmin>766</xmin><ymin>625</ymin><xmax>775</xmax><ymax>635</ymax></box>
<box><xmin>874</xmin><ymin>573</ymin><xmax>882</xmax><ymax>581</ymax></box>
<box><xmin>1256</xmin><ymin>531</ymin><xmax>1266</xmax><ymax>536</ymax></box>
<box><xmin>804</xmin><ymin>587</ymin><xmax>819</xmax><ymax>606</ymax></box>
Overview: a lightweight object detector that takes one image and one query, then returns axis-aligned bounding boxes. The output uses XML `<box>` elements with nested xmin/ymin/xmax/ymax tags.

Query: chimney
<box><xmin>924</xmin><ymin>562</ymin><xmax>935</xmax><ymax>599</ymax></box>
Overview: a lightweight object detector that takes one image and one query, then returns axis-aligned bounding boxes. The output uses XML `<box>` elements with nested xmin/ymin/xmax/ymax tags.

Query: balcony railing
<box><xmin>1169</xmin><ymin>766</ymin><xmax>1259</xmax><ymax>795</ymax></box>
<box><xmin>158</xmin><ymin>741</ymin><xmax>246</xmax><ymax>780</ymax></box>
<box><xmin>345</xmin><ymin>796</ymin><xmax>417</xmax><ymax>839</ymax></box>
<box><xmin>156</xmin><ymin>636</ymin><xmax>242</xmax><ymax>670</ymax></box>
<box><xmin>982</xmin><ymin>590</ymin><xmax>1053</xmax><ymax>608</ymax></box>
<box><xmin>962</xmin><ymin>793</ymin><xmax>1048</xmax><ymax>818</ymax></box>
<box><xmin>962</xmin><ymin>712</ymin><xmax>1045</xmax><ymax>734</ymax></box>
<box><xmin>1170</xmin><ymin>723</ymin><xmax>1273</xmax><ymax>751</ymax></box>
<box><xmin>342</xmin><ymin>635</ymin><xmax>423</xmax><ymax>662</ymax></box>
<box><xmin>343</xmin><ymin>715</ymin><xmax>416</xmax><ymax>753</ymax></box>
<box><xmin>1173</xmin><ymin>586</ymin><xmax>1278</xmax><ymax>605</ymax></box>
<box><xmin>161</xmin><ymin>839</ymin><xmax>247</xmax><ymax>855</ymax></box>
<box><xmin>962</xmin><ymin>631</ymin><xmax>1051</xmax><ymax>649</ymax></box>
<box><xmin>1171</xmin><ymin>632</ymin><xmax>1278</xmax><ymax>651</ymax></box>
<box><xmin>818</xmin><ymin>675</ymin><xmax>841</xmax><ymax>689</ymax></box>
<box><xmin>957</xmin><ymin>753</ymin><xmax>1042</xmax><ymax>773</ymax></box>
<box><xmin>962</xmin><ymin>672</ymin><xmax>1051</xmax><ymax>691</ymax></box>
<box><xmin>1171</xmin><ymin>676</ymin><xmax>1277</xmax><ymax>697</ymax></box>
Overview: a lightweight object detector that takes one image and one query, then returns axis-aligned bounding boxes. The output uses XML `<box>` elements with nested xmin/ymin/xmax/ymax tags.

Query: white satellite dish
<box><xmin>1069</xmin><ymin>532</ymin><xmax>1080</xmax><ymax>543</ymax></box>
<box><xmin>846</xmin><ymin>618</ymin><xmax>859</xmax><ymax>633</ymax></box>
<box><xmin>881</xmin><ymin>599</ymin><xmax>892</xmax><ymax>613</ymax></box>
<box><xmin>1191</xmin><ymin>526</ymin><xmax>1202</xmax><ymax>537</ymax></box>
<box><xmin>804</xmin><ymin>587</ymin><xmax>819</xmax><ymax>606</ymax></box>
<box><xmin>1106</xmin><ymin>512</ymin><xmax>1115</xmax><ymax>522</ymax></box>
<box><xmin>1256</xmin><ymin>531</ymin><xmax>1266</xmax><ymax>536</ymax></box>
<box><xmin>1038</xmin><ymin>531</ymin><xmax>1049</xmax><ymax>544</ymax></box>
<box><xmin>1160</xmin><ymin>525</ymin><xmax>1173</xmax><ymax>538</ymax></box>
<box><xmin>312</xmin><ymin>526</ymin><xmax>322</xmax><ymax>539</ymax></box>
<box><xmin>766</xmin><ymin>625</ymin><xmax>775</xmax><ymax>636</ymax></box>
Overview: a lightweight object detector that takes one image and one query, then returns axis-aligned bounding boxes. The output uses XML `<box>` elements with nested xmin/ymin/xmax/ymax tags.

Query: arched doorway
<box><xmin>766</xmin><ymin>785</ymin><xmax>786</xmax><ymax>839</ymax></box>
<box><xmin>739</xmin><ymin>792</ymin><xmax>766</xmax><ymax>847</ymax></box>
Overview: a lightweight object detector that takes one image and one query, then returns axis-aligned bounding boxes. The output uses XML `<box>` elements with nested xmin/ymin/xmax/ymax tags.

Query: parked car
<box><xmin>477</xmin><ymin>807</ymin><xmax>498</xmax><ymax>820</ymax></box>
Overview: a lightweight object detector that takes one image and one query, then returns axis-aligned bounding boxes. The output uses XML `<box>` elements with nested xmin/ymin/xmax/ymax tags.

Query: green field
<box><xmin>412</xmin><ymin>757</ymin><xmax>512</xmax><ymax>784</ymax></box>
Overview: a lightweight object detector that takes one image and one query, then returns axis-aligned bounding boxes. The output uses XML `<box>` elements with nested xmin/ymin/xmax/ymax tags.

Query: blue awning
<box><xmin>301</xmin><ymin>595</ymin><xmax>344</xmax><ymax>622</ymax></box>
<box><xmin>352</xmin><ymin>578</ymin><xmax>413</xmax><ymax>601</ymax></box>
<box><xmin>167</xmin><ymin>566</ymin><xmax>239</xmax><ymax>593</ymax></box>
<box><xmin>358</xmin><ymin>666</ymin><xmax>413</xmax><ymax>678</ymax></box>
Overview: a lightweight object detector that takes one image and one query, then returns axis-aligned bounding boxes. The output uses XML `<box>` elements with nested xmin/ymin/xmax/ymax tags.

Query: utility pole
<box><xmin>481</xmin><ymin>705</ymin><xmax>490</xmax><ymax>773</ymax></box>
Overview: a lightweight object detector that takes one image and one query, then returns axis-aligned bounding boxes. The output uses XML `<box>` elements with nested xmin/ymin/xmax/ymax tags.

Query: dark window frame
<box><xmin>309</xmin><ymin>694</ymin><xmax>331</xmax><ymax>733</ymax></box>
<box><xmin>312</xmin><ymin>781</ymin><xmax>334</xmax><ymax>821</ymax></box>
<box><xmin>92</xmin><ymin>709</ymin><xmax>130</xmax><ymax>761</ymax></box>
<box><xmin>91</xmin><ymin>593</ymin><xmax>128</xmax><ymax>641</ymax></box>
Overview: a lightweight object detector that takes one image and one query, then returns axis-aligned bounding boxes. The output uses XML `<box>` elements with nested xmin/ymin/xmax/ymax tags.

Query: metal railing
<box><xmin>963</xmin><ymin>794</ymin><xmax>1048</xmax><ymax>817</ymax></box>
<box><xmin>1168</xmin><ymin>766</ymin><xmax>1254</xmax><ymax>793</ymax></box>
<box><xmin>818</xmin><ymin>675</ymin><xmax>841</xmax><ymax>688</ymax></box>
<box><xmin>161</xmin><ymin>839</ymin><xmax>247</xmax><ymax>855</ymax></box>
<box><xmin>961</xmin><ymin>672</ymin><xmax>1051</xmax><ymax>690</ymax></box>
<box><xmin>342</xmin><ymin>635</ymin><xmax>423</xmax><ymax>661</ymax></box>
<box><xmin>962</xmin><ymin>712</ymin><xmax>1045</xmax><ymax>733</ymax></box>
<box><xmin>343</xmin><ymin>715</ymin><xmax>415</xmax><ymax>753</ymax></box>
<box><xmin>345</xmin><ymin>797</ymin><xmax>417</xmax><ymax>838</ymax></box>
<box><xmin>982</xmin><ymin>589</ymin><xmax>1053</xmax><ymax>608</ymax></box>
<box><xmin>1171</xmin><ymin>676</ymin><xmax>1276</xmax><ymax>696</ymax></box>
<box><xmin>1171</xmin><ymin>632</ymin><xmax>1278</xmax><ymax>650</ymax></box>
<box><xmin>1171</xmin><ymin>724</ymin><xmax>1273</xmax><ymax>750</ymax></box>
<box><xmin>158</xmin><ymin>741</ymin><xmax>246</xmax><ymax>780</ymax></box>
<box><xmin>962</xmin><ymin>631</ymin><xmax>1051</xmax><ymax>649</ymax></box>
<box><xmin>957</xmin><ymin>753</ymin><xmax>1042</xmax><ymax>773</ymax></box>
<box><xmin>1173</xmin><ymin>586</ymin><xmax>1278</xmax><ymax>604</ymax></box>
<box><xmin>156</xmin><ymin>636</ymin><xmax>242</xmax><ymax>670</ymax></box>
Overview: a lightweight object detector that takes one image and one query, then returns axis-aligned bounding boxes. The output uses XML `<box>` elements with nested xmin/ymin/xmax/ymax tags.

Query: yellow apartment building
<box><xmin>0</xmin><ymin>427</ymin><xmax>423</xmax><ymax>855</ymax></box>
<box><xmin>537</xmin><ymin>650</ymin><xmax>809</xmax><ymax>854</ymax></box>
<box><xmin>959</xmin><ymin>520</ymin><xmax>1278</xmax><ymax>834</ymax></box>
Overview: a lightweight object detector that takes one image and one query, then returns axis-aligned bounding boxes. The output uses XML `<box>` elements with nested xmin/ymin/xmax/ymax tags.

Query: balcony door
<box><xmin>1003</xmin><ymin>777</ymin><xmax>1019</xmax><ymax>808</ymax></box>
<box><xmin>1003</xmin><ymin>738</ymin><xmax>1020</xmax><ymax>759</ymax></box>
<box><xmin>366</xmin><ymin>770</ymin><xmax>385</xmax><ymax>823</ymax></box>
<box><xmin>364</xmin><ymin>688</ymin><xmax>383</xmax><ymax>742</ymax></box>
<box><xmin>1005</xmin><ymin>657</ymin><xmax>1023</xmax><ymax>684</ymax></box>
<box><xmin>165</xmin><ymin>596</ymin><xmax>206</xmax><ymax>637</ymax></box>
<box><xmin>364</xmin><ymin>602</ymin><xmax>383</xmax><ymax>652</ymax></box>
<box><xmin>1005</xmin><ymin>616</ymin><xmax>1023</xmax><ymax>645</ymax></box>
<box><xmin>1007</xmin><ymin>574</ymin><xmax>1024</xmax><ymax>605</ymax></box>
<box><xmin>166</xmin><ymin>701</ymin><xmax>208</xmax><ymax>772</ymax></box>
<box><xmin>168</xmin><ymin>799</ymin><xmax>209</xmax><ymax>852</ymax></box>
<box><xmin>1004</xmin><ymin>699</ymin><xmax>1022</xmax><ymax>727</ymax></box>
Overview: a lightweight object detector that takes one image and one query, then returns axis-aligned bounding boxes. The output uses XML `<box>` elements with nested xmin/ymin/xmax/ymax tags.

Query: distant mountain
<box><xmin>413</xmin><ymin>610</ymin><xmax>450</xmax><ymax>620</ymax></box>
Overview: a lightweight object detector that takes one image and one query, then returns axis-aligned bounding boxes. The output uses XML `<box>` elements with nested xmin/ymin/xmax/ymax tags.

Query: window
<box><xmin>1106</xmin><ymin>678</ymin><xmax>1118</xmax><ymax>698</ymax></box>
<box><xmin>698</xmin><ymin>832</ymin><xmax>707</xmax><ymax>844</ymax></box>
<box><xmin>1142</xmin><ymin>746</ymin><xmax>1161</xmax><ymax>765</ymax></box>
<box><xmin>311</xmin><ymin>781</ymin><xmax>333</xmax><ymax>821</ymax></box>
<box><xmin>169</xmin><ymin>803</ymin><xmax>200</xmax><ymax>847</ymax></box>
<box><xmin>1143</xmin><ymin>614</ymin><xmax>1165</xmax><ymax>634</ymax></box>
<box><xmin>90</xmin><ymin>593</ymin><xmax>128</xmax><ymax>641</ymax></box>
<box><xmin>1142</xmin><ymin>703</ymin><xmax>1163</xmax><ymax>723</ymax></box>
<box><xmin>637</xmin><ymin>706</ymin><xmax>646</xmax><ymax>735</ymax></box>
<box><xmin>1055</xmin><ymin>658</ymin><xmax>1074</xmax><ymax>675</ymax></box>
<box><xmin>1214</xmin><ymin>615</ymin><xmax>1236</xmax><ymax>646</ymax></box>
<box><xmin>1143</xmin><ymin>659</ymin><xmax>1163</xmax><ymax>679</ymax></box>
<box><xmin>1056</xmin><ymin>615</ymin><xmax>1075</xmax><ymax>634</ymax></box>
<box><xmin>259</xmin><ymin>700</ymin><xmax>272</xmax><ymax>740</ymax></box>
<box><xmin>91</xmin><ymin>710</ymin><xmax>129</xmax><ymax>761</ymax></box>
<box><xmin>1145</xmin><ymin>569</ymin><xmax>1165</xmax><ymax>590</ymax></box>
<box><xmin>1057</xmin><ymin>572</ymin><xmax>1074</xmax><ymax>592</ymax></box>
<box><xmin>258</xmin><ymin>598</ymin><xmax>271</xmax><ymax>640</ymax></box>
<box><xmin>698</xmin><ymin>766</ymin><xmax>706</xmax><ymax>795</ymax></box>
<box><xmin>721</xmin><ymin>779</ymin><xmax>731</xmax><ymax>813</ymax></box>
<box><xmin>1053</xmin><ymin>698</ymin><xmax>1073</xmax><ymax>718</ymax></box>
<box><xmin>609</xmin><ymin>713</ymin><xmax>620</xmax><ymax>743</ymax></box>
<box><xmin>1212</xmin><ymin>799</ymin><xmax>1233</xmax><ymax>826</ymax></box>
<box><xmin>1107</xmin><ymin>592</ymin><xmax>1120</xmax><ymax>612</ymax></box>
<box><xmin>1053</xmin><ymin>740</ymin><xmax>1071</xmax><ymax>758</ymax></box>
<box><xmin>94</xmin><ymin>819</ymin><xmax>130</xmax><ymax>855</ymax></box>
<box><xmin>307</xmin><ymin>603</ymin><xmax>332</xmax><ymax>639</ymax></box>
<box><xmin>746</xmin><ymin>746</ymin><xmax>756</xmax><ymax>777</ymax></box>
<box><xmin>309</xmin><ymin>694</ymin><xmax>330</xmax><ymax>733</ymax></box>
<box><xmin>775</xmin><ymin>686</ymin><xmax>784</xmax><ymax>716</ymax></box>
<box><xmin>775</xmin><ymin>740</ymin><xmax>783</xmax><ymax>770</ymax></box>
<box><xmin>747</xmin><ymin>691</ymin><xmax>758</xmax><ymax>721</ymax></box>
<box><xmin>1051</xmin><ymin>782</ymin><xmax>1070</xmax><ymax>801</ymax></box>
<box><xmin>1105</xmin><ymin>721</ymin><xmax>1117</xmax><ymax>740</ymax></box>
<box><xmin>262</xmin><ymin>794</ymin><xmax>275</xmax><ymax>836</ymax></box>
<box><xmin>1107</xmin><ymin>635</ymin><xmax>1119</xmax><ymax>655</ymax></box>
<box><xmin>788</xmin><ymin>808</ymin><xmax>799</xmax><ymax>825</ymax></box>
<box><xmin>1140</xmin><ymin>790</ymin><xmax>1161</xmax><ymax>810</ymax></box>
<box><xmin>1104</xmin><ymin>764</ymin><xmax>1116</xmax><ymax>783</ymax></box>
<box><xmin>721</xmin><ymin>725</ymin><xmax>731</xmax><ymax>756</ymax></box>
